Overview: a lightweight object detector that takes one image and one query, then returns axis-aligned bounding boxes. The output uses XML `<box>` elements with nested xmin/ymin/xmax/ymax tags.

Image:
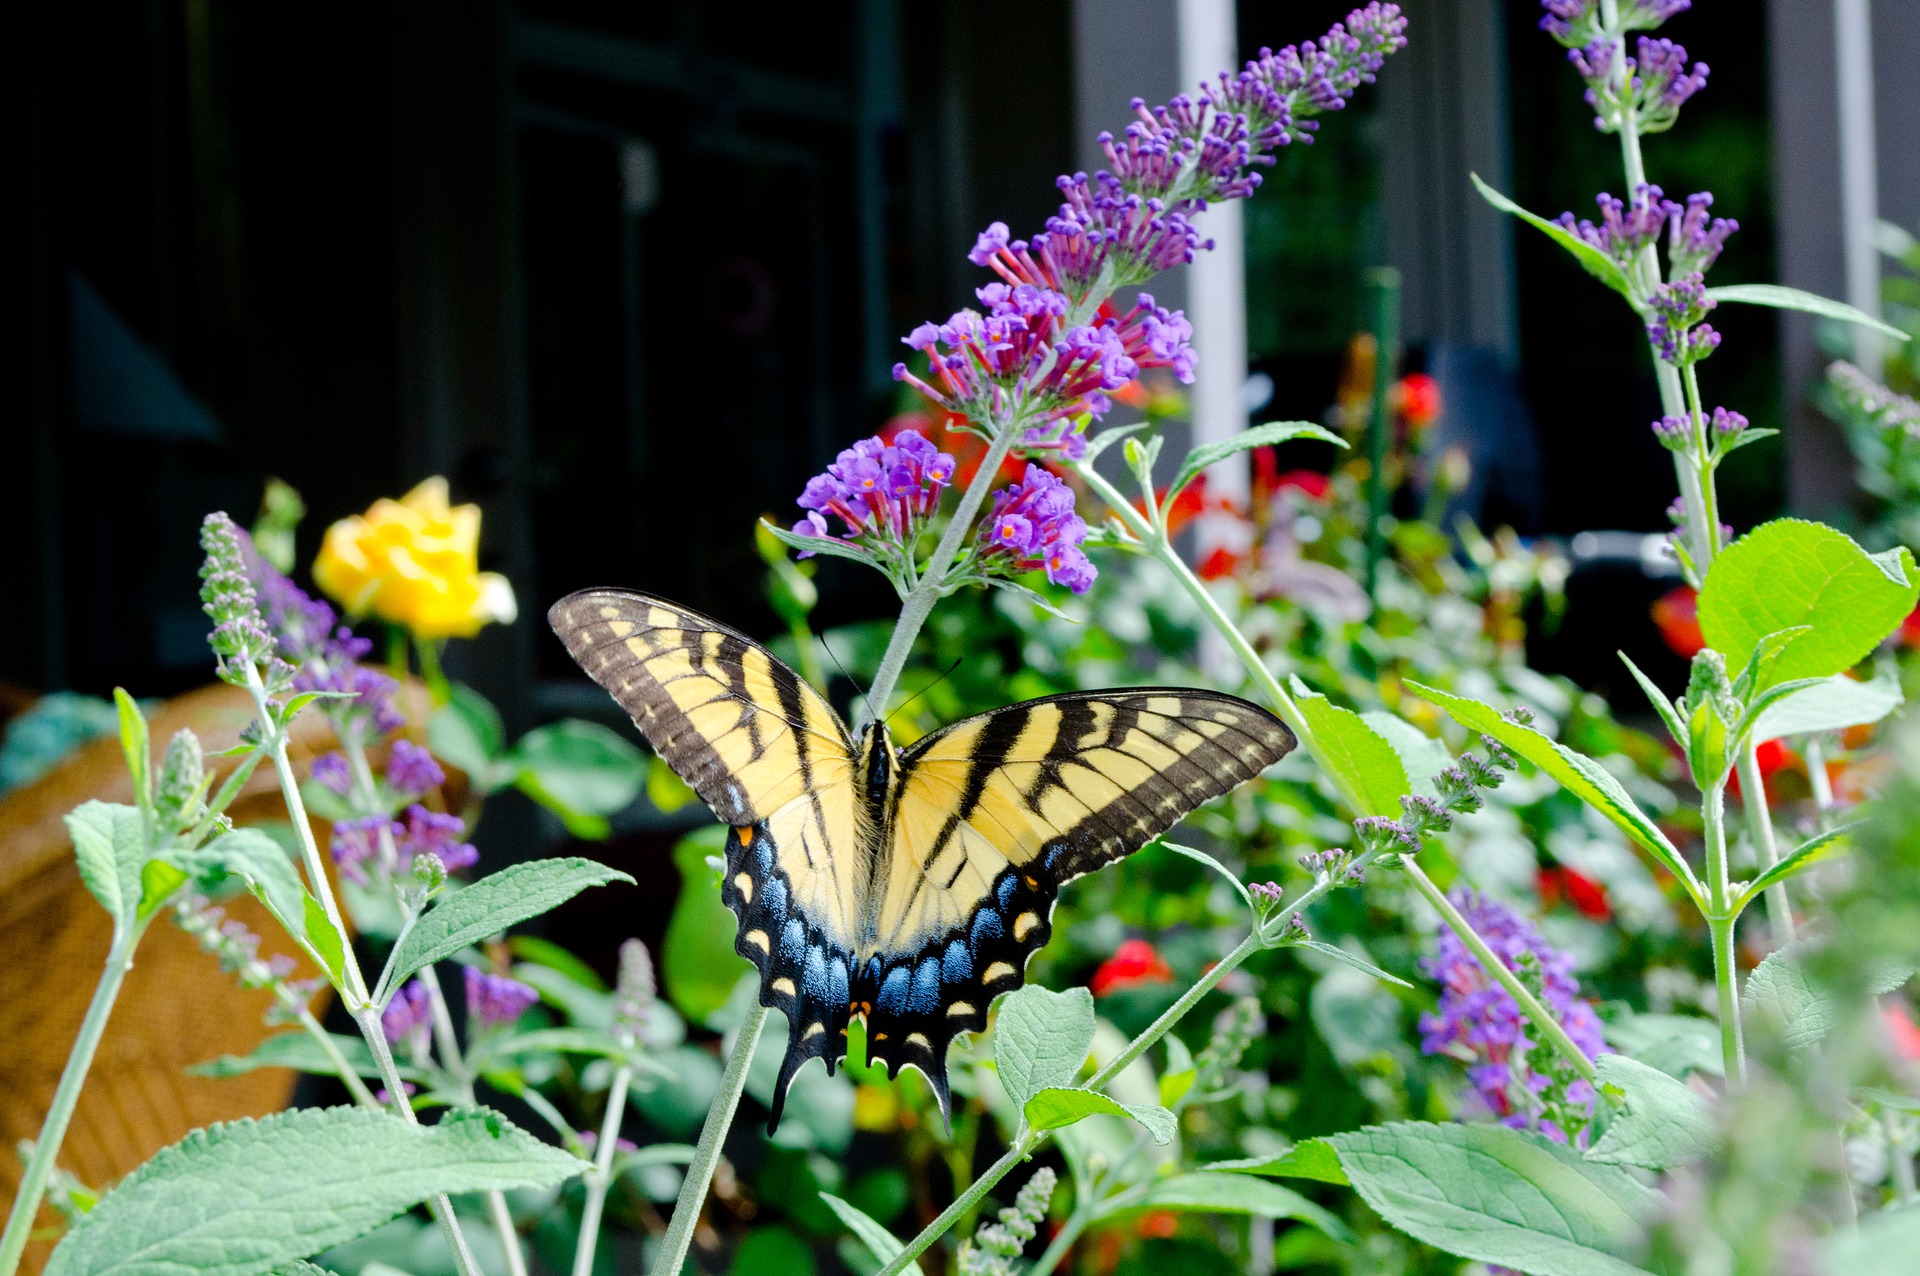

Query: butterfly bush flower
<box><xmin>791</xmin><ymin>430</ymin><xmax>956</xmax><ymax>577</ymax></box>
<box><xmin>200</xmin><ymin>514</ymin><xmax>285</xmax><ymax>688</ymax></box>
<box><xmin>1555</xmin><ymin>185</ymin><xmax>1670</xmax><ymax>267</ymax></box>
<box><xmin>385</xmin><ymin>739</ymin><xmax>445</xmax><ymax>801</ymax></box>
<box><xmin>383</xmin><ymin>978</ymin><xmax>434</xmax><ymax>1058</ymax></box>
<box><xmin>611</xmin><ymin>937</ymin><xmax>659</xmax><ymax>1045</ymax></box>
<box><xmin>1647</xmin><ymin>274</ymin><xmax>1719</xmax><ymax>365</ymax></box>
<box><xmin>973</xmin><ymin>465</ymin><xmax>1097</xmax><ymax>593</ymax></box>
<box><xmin>1419</xmin><ymin>890</ymin><xmax>1609</xmax><ymax>1144</ymax></box>
<box><xmin>1666</xmin><ymin>191</ymin><xmax>1738</xmax><ymax>277</ymax></box>
<box><xmin>464</xmin><ymin>966</ymin><xmax>539</xmax><ymax>1032</ymax></box>
<box><xmin>1541</xmin><ymin>0</ymin><xmax>1687</xmax><ymax>45</ymax></box>
<box><xmin>1549</xmin><ymin>0</ymin><xmax>1705</xmax><ymax>135</ymax></box>
<box><xmin>174</xmin><ymin>895</ymin><xmax>323</xmax><ymax>1026</ymax></box>
<box><xmin>330</xmin><ymin>805</ymin><xmax>477</xmax><ymax>887</ymax></box>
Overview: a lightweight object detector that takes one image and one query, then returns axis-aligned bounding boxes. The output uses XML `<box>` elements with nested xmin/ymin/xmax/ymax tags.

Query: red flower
<box><xmin>1273</xmin><ymin>469</ymin><xmax>1331</xmax><ymax>501</ymax></box>
<box><xmin>1901</xmin><ymin>604</ymin><xmax>1920</xmax><ymax>649</ymax></box>
<box><xmin>1651</xmin><ymin>586</ymin><xmax>1704</xmax><ymax>659</ymax></box>
<box><xmin>1728</xmin><ymin>737</ymin><xmax>1797</xmax><ymax>802</ymax></box>
<box><xmin>1537</xmin><ymin>866</ymin><xmax>1611</xmax><ymax>921</ymax></box>
<box><xmin>1396</xmin><ymin>372</ymin><xmax>1442</xmax><ymax>429</ymax></box>
<box><xmin>1136</xmin><ymin>1211</ymin><xmax>1179</xmax><ymax>1239</ymax></box>
<box><xmin>1197</xmin><ymin>546</ymin><xmax>1245</xmax><ymax>581</ymax></box>
<box><xmin>1090</xmin><ymin>939</ymin><xmax>1174</xmax><ymax>997</ymax></box>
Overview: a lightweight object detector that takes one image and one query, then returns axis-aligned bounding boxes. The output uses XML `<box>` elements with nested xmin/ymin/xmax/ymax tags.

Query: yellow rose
<box><xmin>313</xmin><ymin>477</ymin><xmax>518</xmax><ymax>639</ymax></box>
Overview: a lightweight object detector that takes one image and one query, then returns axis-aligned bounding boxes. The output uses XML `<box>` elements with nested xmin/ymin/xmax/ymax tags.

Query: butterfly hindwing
<box><xmin>861</xmin><ymin>690</ymin><xmax>1296</xmax><ymax>1110</ymax></box>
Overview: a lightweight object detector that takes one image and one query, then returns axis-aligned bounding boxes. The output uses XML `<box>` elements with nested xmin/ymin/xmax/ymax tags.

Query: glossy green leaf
<box><xmin>427</xmin><ymin>684</ymin><xmax>508</xmax><ymax>790</ymax></box>
<box><xmin>1586</xmin><ymin>1054</ymin><xmax>1718</xmax><ymax>1169</ymax></box>
<box><xmin>993</xmin><ymin>984</ymin><xmax>1095</xmax><ymax>1109</ymax></box>
<box><xmin>1290</xmin><ymin>677</ymin><xmax>1411</xmax><ymax>818</ymax></box>
<box><xmin>1409</xmin><ymin>682</ymin><xmax>1700</xmax><ymax>902</ymax></box>
<box><xmin>136</xmin><ymin>858</ymin><xmax>190</xmax><ymax>923</ymax></box>
<box><xmin>1024</xmin><ymin>1087</ymin><xmax>1175</xmax><ymax>1144</ymax></box>
<box><xmin>1707</xmin><ymin>283</ymin><xmax>1910</xmax><ymax>340</ymax></box>
<box><xmin>1698</xmin><ymin>520</ymin><xmax>1919</xmax><ymax>691</ymax></box>
<box><xmin>381</xmin><ymin>858</ymin><xmax>633</xmax><ymax>1001</ymax></box>
<box><xmin>1331</xmin><ymin>1121</ymin><xmax>1659</xmax><ymax>1276</ymax></box>
<box><xmin>1167</xmin><ymin>420</ymin><xmax>1346</xmax><ymax>505</ymax></box>
<box><xmin>510</xmin><ymin>720</ymin><xmax>648</xmax><ymax>839</ymax></box>
<box><xmin>303</xmin><ymin>893</ymin><xmax>347</xmax><ymax>988</ymax></box>
<box><xmin>1617</xmin><ymin>654</ymin><xmax>1686</xmax><ymax>751</ymax></box>
<box><xmin>44</xmin><ymin>1107</ymin><xmax>586</xmax><ymax>1276</ymax></box>
<box><xmin>1473</xmin><ymin>174</ymin><xmax>1634</xmax><ymax>300</ymax></box>
<box><xmin>820</xmin><ymin>1192</ymin><xmax>923</xmax><ymax>1276</ymax></box>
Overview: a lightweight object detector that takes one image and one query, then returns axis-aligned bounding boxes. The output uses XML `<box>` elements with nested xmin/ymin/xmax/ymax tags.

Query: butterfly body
<box><xmin>548</xmin><ymin>588</ymin><xmax>1295</xmax><ymax>1129</ymax></box>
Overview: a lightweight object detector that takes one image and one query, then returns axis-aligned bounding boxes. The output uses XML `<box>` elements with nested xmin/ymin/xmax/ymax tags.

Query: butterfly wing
<box><xmin>857</xmin><ymin>689</ymin><xmax>1296</xmax><ymax>1116</ymax></box>
<box><xmin>548</xmin><ymin>590</ymin><xmax>869</xmax><ymax>1126</ymax></box>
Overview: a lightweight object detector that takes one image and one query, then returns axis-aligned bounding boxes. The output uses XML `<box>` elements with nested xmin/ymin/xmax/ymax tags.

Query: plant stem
<box><xmin>651</xmin><ymin>1004</ymin><xmax>768</xmax><ymax>1276</ymax></box>
<box><xmin>295</xmin><ymin>1004</ymin><xmax>381</xmax><ymax>1109</ymax></box>
<box><xmin>1734</xmin><ymin>743</ymin><xmax>1795</xmax><ymax>944</ymax></box>
<box><xmin>574</xmin><ymin>1060</ymin><xmax>634</xmax><ymax>1276</ymax></box>
<box><xmin>1400</xmin><ymin>858</ymin><xmax>1598</xmax><ymax>1082</ymax></box>
<box><xmin>1029</xmin><ymin>1204</ymin><xmax>1094</xmax><ymax>1276</ymax></box>
<box><xmin>0</xmin><ymin>930</ymin><xmax>136</xmax><ymax>1276</ymax></box>
<box><xmin>1094</xmin><ymin>929</ymin><xmax>1263</xmax><ymax>1089</ymax></box>
<box><xmin>242</xmin><ymin>669</ymin><xmax>485</xmax><ymax>1276</ymax></box>
<box><xmin>1889</xmin><ymin>1110</ymin><xmax>1918</xmax><ymax>1206</ymax></box>
<box><xmin>866</xmin><ymin>425</ymin><xmax>1027</xmax><ymax>718</ymax></box>
<box><xmin>877</xmin><ymin>1135</ymin><xmax>1039</xmax><ymax>1276</ymax></box>
<box><xmin>1701</xmin><ymin>782</ymin><xmax>1748</xmax><ymax>1081</ymax></box>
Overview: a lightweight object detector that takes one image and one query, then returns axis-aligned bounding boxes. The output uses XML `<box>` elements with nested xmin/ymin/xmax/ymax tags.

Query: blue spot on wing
<box><xmin>910</xmin><ymin>959</ymin><xmax>942</xmax><ymax>1015</ymax></box>
<box><xmin>942</xmin><ymin>939</ymin><xmax>972</xmax><ymax>983</ymax></box>
<box><xmin>828</xmin><ymin>955</ymin><xmax>849</xmax><ymax>1008</ymax></box>
<box><xmin>876</xmin><ymin>966</ymin><xmax>912</xmax><ymax>1014</ymax></box>
<box><xmin>971</xmin><ymin>909</ymin><xmax>1003</xmax><ymax>945</ymax></box>
<box><xmin>760</xmin><ymin>874</ymin><xmax>788</xmax><ymax>919</ymax></box>
<box><xmin>996</xmin><ymin>875</ymin><xmax>1019</xmax><ymax>908</ymax></box>
<box><xmin>803</xmin><ymin>946</ymin><xmax>829</xmax><ymax>1001</ymax></box>
<box><xmin>779</xmin><ymin>918</ymin><xmax>806</xmax><ymax>968</ymax></box>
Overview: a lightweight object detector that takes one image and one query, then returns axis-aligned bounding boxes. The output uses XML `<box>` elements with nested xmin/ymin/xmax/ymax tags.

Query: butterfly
<box><xmin>549</xmin><ymin>589</ymin><xmax>1296</xmax><ymax>1129</ymax></box>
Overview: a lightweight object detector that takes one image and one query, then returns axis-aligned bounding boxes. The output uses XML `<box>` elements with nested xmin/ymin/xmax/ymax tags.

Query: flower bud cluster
<box><xmin>960</xmin><ymin>1167</ymin><xmax>1058</xmax><ymax>1276</ymax></box>
<box><xmin>154</xmin><ymin>729</ymin><xmax>208</xmax><ymax>834</ymax></box>
<box><xmin>330</xmin><ymin>805</ymin><xmax>478</xmax><ymax>890</ymax></box>
<box><xmin>1193</xmin><ymin>995</ymin><xmax>1264</xmax><ymax>1095</ymax></box>
<box><xmin>970</xmin><ymin>465</ymin><xmax>1097</xmax><ymax>594</ymax></box>
<box><xmin>174</xmin><ymin>894</ymin><xmax>324</xmax><ymax>1026</ymax></box>
<box><xmin>1647</xmin><ymin>274</ymin><xmax>1720</xmax><ymax>366</ymax></box>
<box><xmin>792</xmin><ymin>430</ymin><xmax>956</xmax><ymax>575</ymax></box>
<box><xmin>611</xmin><ymin>938</ymin><xmax>660</xmax><ymax>1046</ymax></box>
<box><xmin>199</xmin><ymin>514</ymin><xmax>287</xmax><ymax>689</ymax></box>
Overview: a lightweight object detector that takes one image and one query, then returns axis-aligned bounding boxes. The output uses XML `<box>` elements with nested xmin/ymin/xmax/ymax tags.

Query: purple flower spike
<box><xmin>386</xmin><ymin>739</ymin><xmax>445</xmax><ymax>800</ymax></box>
<box><xmin>974</xmin><ymin>465</ymin><xmax>1098</xmax><ymax>594</ymax></box>
<box><xmin>1647</xmin><ymin>273</ymin><xmax>1719</xmax><ymax>366</ymax></box>
<box><xmin>382</xmin><ymin>979</ymin><xmax>433</xmax><ymax>1057</ymax></box>
<box><xmin>311</xmin><ymin>752</ymin><xmax>354</xmax><ymax>797</ymax></box>
<box><xmin>1555</xmin><ymin>185</ymin><xmax>1674</xmax><ymax>267</ymax></box>
<box><xmin>398</xmin><ymin>805</ymin><xmax>478</xmax><ymax>875</ymax></box>
<box><xmin>329</xmin><ymin>815</ymin><xmax>400</xmax><ymax>887</ymax></box>
<box><xmin>790</xmin><ymin>428</ymin><xmax>956</xmax><ymax>562</ymax></box>
<box><xmin>464</xmin><ymin>966</ymin><xmax>539</xmax><ymax>1031</ymax></box>
<box><xmin>1417</xmin><ymin>891</ymin><xmax>1609</xmax><ymax>1142</ymax></box>
<box><xmin>1668</xmin><ymin>192</ymin><xmax>1738</xmax><ymax>277</ymax></box>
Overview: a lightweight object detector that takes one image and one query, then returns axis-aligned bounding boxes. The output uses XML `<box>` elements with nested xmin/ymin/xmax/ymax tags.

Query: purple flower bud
<box><xmin>1667</xmin><ymin>192</ymin><xmax>1737</xmax><ymax>276</ymax></box>
<box><xmin>1646</xmin><ymin>273</ymin><xmax>1718</xmax><ymax>366</ymax></box>
<box><xmin>1710</xmin><ymin>406</ymin><xmax>1748</xmax><ymax>437</ymax></box>
<box><xmin>382</xmin><ymin>979</ymin><xmax>434</xmax><ymax>1056</ymax></box>
<box><xmin>968</xmin><ymin>222</ymin><xmax>1011</xmax><ymax>267</ymax></box>
<box><xmin>386</xmin><ymin>739</ymin><xmax>445</xmax><ymax>800</ymax></box>
<box><xmin>329</xmin><ymin>816</ymin><xmax>399</xmax><ymax>887</ymax></box>
<box><xmin>311</xmin><ymin>752</ymin><xmax>353</xmax><ymax>797</ymax></box>
<box><xmin>1650</xmin><ymin>414</ymin><xmax>1691</xmax><ymax>452</ymax></box>
<box><xmin>464</xmin><ymin>966</ymin><xmax>539</xmax><ymax>1031</ymax></box>
<box><xmin>398</xmin><ymin>805</ymin><xmax>478</xmax><ymax>875</ymax></box>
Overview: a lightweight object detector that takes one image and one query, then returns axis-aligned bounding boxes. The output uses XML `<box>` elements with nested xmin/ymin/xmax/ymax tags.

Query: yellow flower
<box><xmin>313</xmin><ymin>477</ymin><xmax>518</xmax><ymax>639</ymax></box>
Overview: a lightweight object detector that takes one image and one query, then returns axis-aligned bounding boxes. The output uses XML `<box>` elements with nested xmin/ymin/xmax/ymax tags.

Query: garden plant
<box><xmin>7</xmin><ymin>3</ymin><xmax>1920</xmax><ymax>1275</ymax></box>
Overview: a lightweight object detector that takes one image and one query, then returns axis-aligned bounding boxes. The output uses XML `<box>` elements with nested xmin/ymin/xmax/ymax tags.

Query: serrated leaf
<box><xmin>1410</xmin><ymin>682</ymin><xmax>1701</xmax><ymax>903</ymax></box>
<box><xmin>993</xmin><ymin>984</ymin><xmax>1095</xmax><ymax>1109</ymax></box>
<box><xmin>113</xmin><ymin>688</ymin><xmax>151</xmax><ymax>817</ymax></box>
<box><xmin>1586</xmin><ymin>1054</ymin><xmax>1718</xmax><ymax>1170</ymax></box>
<box><xmin>1156</xmin><ymin>840</ymin><xmax>1253</xmax><ymax>912</ymax></box>
<box><xmin>380</xmin><ymin>858</ymin><xmax>633</xmax><ymax>1001</ymax></box>
<box><xmin>1706</xmin><ymin>283</ymin><xmax>1910</xmax><ymax>340</ymax></box>
<box><xmin>1206</xmin><ymin>1138</ymin><xmax>1349</xmax><ymax>1185</ymax></box>
<box><xmin>1472</xmin><ymin>174</ymin><xmax>1634</xmax><ymax>300</ymax></box>
<box><xmin>1361</xmin><ymin>713</ymin><xmax>1453</xmax><ymax>799</ymax></box>
<box><xmin>1737</xmin><ymin>822</ymin><xmax>1861</xmax><ymax>906</ymax></box>
<box><xmin>1698</xmin><ymin>520</ymin><xmax>1920</xmax><ymax>692</ymax></box>
<box><xmin>1118</xmin><ymin>1172</ymin><xmax>1352</xmax><ymax>1242</ymax></box>
<box><xmin>1024</xmin><ymin>1087</ymin><xmax>1176</xmax><ymax>1144</ymax></box>
<box><xmin>67</xmin><ymin>802</ymin><xmax>147</xmax><ymax>929</ymax></box>
<box><xmin>1295</xmin><ymin>940</ymin><xmax>1414</xmax><ymax>989</ymax></box>
<box><xmin>1744</xmin><ymin>945</ymin><xmax>1913</xmax><ymax>1052</ymax></box>
<box><xmin>1290</xmin><ymin>677</ymin><xmax>1411</xmax><ymax>818</ymax></box>
<box><xmin>1331</xmin><ymin>1122</ymin><xmax>1659</xmax><ymax>1276</ymax></box>
<box><xmin>1603</xmin><ymin>1011</ymin><xmax>1723</xmax><ymax>1078</ymax></box>
<box><xmin>189</xmin><ymin>1030</ymin><xmax>422</xmax><ymax>1083</ymax></box>
<box><xmin>271</xmin><ymin>1264</ymin><xmax>339</xmax><ymax>1276</ymax></box>
<box><xmin>1751</xmin><ymin>671</ymin><xmax>1904</xmax><ymax>740</ymax></box>
<box><xmin>1167</xmin><ymin>421</ymin><xmax>1346</xmax><ymax>505</ymax></box>
<box><xmin>820</xmin><ymin>1192</ymin><xmax>923</xmax><ymax>1276</ymax></box>
<box><xmin>44</xmin><ymin>1106</ymin><xmax>586</xmax><ymax>1276</ymax></box>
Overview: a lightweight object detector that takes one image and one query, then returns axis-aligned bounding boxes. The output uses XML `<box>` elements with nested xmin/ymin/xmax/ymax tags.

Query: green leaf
<box><xmin>1331</xmin><ymin>1122</ymin><xmax>1659</xmax><ymax>1276</ymax></box>
<box><xmin>993</xmin><ymin>984</ymin><xmax>1095</xmax><ymax>1109</ymax></box>
<box><xmin>1617</xmin><ymin>654</ymin><xmax>1687</xmax><ymax>751</ymax></box>
<box><xmin>471</xmin><ymin>1027</ymin><xmax>669</xmax><ymax>1076</ymax></box>
<box><xmin>271</xmin><ymin>1264</ymin><xmax>339</xmax><ymax>1276</ymax></box>
<box><xmin>44</xmin><ymin>1106</ymin><xmax>586</xmax><ymax>1276</ymax></box>
<box><xmin>1586</xmin><ymin>1054</ymin><xmax>1718</xmax><ymax>1170</ymax></box>
<box><xmin>1206</xmin><ymin>1138</ymin><xmax>1349</xmax><ymax>1186</ymax></box>
<box><xmin>136</xmin><ymin>859</ymin><xmax>190</xmax><ymax>923</ymax></box>
<box><xmin>663</xmin><ymin>826</ymin><xmax>753</xmax><ymax>1024</ymax></box>
<box><xmin>1360</xmin><ymin>713</ymin><xmax>1453</xmax><ymax>798</ymax></box>
<box><xmin>67</xmin><ymin>802</ymin><xmax>147</xmax><ymax>928</ymax></box>
<box><xmin>1167</xmin><ymin>421</ymin><xmax>1346</xmax><ymax>505</ymax></box>
<box><xmin>1737</xmin><ymin>822</ymin><xmax>1862</xmax><ymax>907</ymax></box>
<box><xmin>1083</xmin><ymin>422</ymin><xmax>1148</xmax><ymax>463</ymax></box>
<box><xmin>1159</xmin><ymin>1035</ymin><xmax>1197</xmax><ymax>1108</ymax></box>
<box><xmin>304</xmin><ymin>892</ymin><xmax>347</xmax><ymax>988</ymax></box>
<box><xmin>1409</xmin><ymin>682</ymin><xmax>1700</xmax><ymax>902</ymax></box>
<box><xmin>381</xmin><ymin>858</ymin><xmax>633</xmax><ymax>1001</ymax></box>
<box><xmin>1603</xmin><ymin>1011</ymin><xmax>1723</xmax><ymax>1078</ymax></box>
<box><xmin>1706</xmin><ymin>283</ymin><xmax>1911</xmax><ymax>341</ymax></box>
<box><xmin>179</xmin><ymin>829</ymin><xmax>317</xmax><ymax>960</ymax></box>
<box><xmin>510</xmin><ymin>720</ymin><xmax>648</xmax><ymax>839</ymax></box>
<box><xmin>1156</xmin><ymin>840</ymin><xmax>1254</xmax><ymax>912</ymax></box>
<box><xmin>189</xmin><ymin>1031</ymin><xmax>424</xmax><ymax>1083</ymax></box>
<box><xmin>1472</xmin><ymin>173</ymin><xmax>1634</xmax><ymax>301</ymax></box>
<box><xmin>427</xmin><ymin>684</ymin><xmax>508</xmax><ymax>790</ymax></box>
<box><xmin>113</xmin><ymin>688</ymin><xmax>152</xmax><ymax>817</ymax></box>
<box><xmin>1825</xmin><ymin>1202</ymin><xmax>1920</xmax><ymax>1276</ymax></box>
<box><xmin>1751</xmin><ymin>671</ymin><xmax>1904</xmax><ymax>740</ymax></box>
<box><xmin>1290</xmin><ymin>677</ymin><xmax>1411</xmax><ymax>818</ymax></box>
<box><xmin>759</xmin><ymin>518</ymin><xmax>884</xmax><ymax>568</ymax></box>
<box><xmin>1023</xmin><ymin>1087</ymin><xmax>1176</xmax><ymax>1144</ymax></box>
<box><xmin>1295</xmin><ymin>940</ymin><xmax>1414</xmax><ymax>989</ymax></box>
<box><xmin>819</xmin><ymin>1192</ymin><xmax>923</xmax><ymax>1276</ymax></box>
<box><xmin>1744</xmin><ymin>945</ymin><xmax>1913</xmax><ymax>1052</ymax></box>
<box><xmin>982</xmin><ymin>574</ymin><xmax>1078</xmax><ymax>622</ymax></box>
<box><xmin>1120</xmin><ymin>1173</ymin><xmax>1353</xmax><ymax>1243</ymax></box>
<box><xmin>1698</xmin><ymin>520</ymin><xmax>1920</xmax><ymax>691</ymax></box>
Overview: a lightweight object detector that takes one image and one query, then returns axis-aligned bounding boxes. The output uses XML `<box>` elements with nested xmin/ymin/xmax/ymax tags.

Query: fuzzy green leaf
<box><xmin>1586</xmin><ymin>1055</ymin><xmax>1718</xmax><ymax>1170</ymax></box>
<box><xmin>1698</xmin><ymin>520</ymin><xmax>1919</xmax><ymax>692</ymax></box>
<box><xmin>44</xmin><ymin>1106</ymin><xmax>586</xmax><ymax>1276</ymax></box>
<box><xmin>113</xmin><ymin>688</ymin><xmax>152</xmax><ymax>817</ymax></box>
<box><xmin>820</xmin><ymin>1192</ymin><xmax>923</xmax><ymax>1276</ymax></box>
<box><xmin>1290</xmin><ymin>677</ymin><xmax>1411</xmax><ymax>818</ymax></box>
<box><xmin>381</xmin><ymin>858</ymin><xmax>633</xmax><ymax>1001</ymax></box>
<box><xmin>1119</xmin><ymin>1173</ymin><xmax>1353</xmax><ymax>1242</ymax></box>
<box><xmin>179</xmin><ymin>829</ymin><xmax>319</xmax><ymax>962</ymax></box>
<box><xmin>993</xmin><ymin>984</ymin><xmax>1095</xmax><ymax>1109</ymax></box>
<box><xmin>1331</xmin><ymin>1122</ymin><xmax>1659</xmax><ymax>1276</ymax></box>
<box><xmin>1167</xmin><ymin>421</ymin><xmax>1346</xmax><ymax>505</ymax></box>
<box><xmin>67</xmin><ymin>802</ymin><xmax>147</xmax><ymax>928</ymax></box>
<box><xmin>1745</xmin><ymin>945</ymin><xmax>1914</xmax><ymax>1052</ymax></box>
<box><xmin>1706</xmin><ymin>283</ymin><xmax>1910</xmax><ymax>340</ymax></box>
<box><xmin>1409</xmin><ymin>682</ymin><xmax>1699</xmax><ymax>902</ymax></box>
<box><xmin>1751</xmin><ymin>671</ymin><xmax>1904</xmax><ymax>740</ymax></box>
<box><xmin>1472</xmin><ymin>174</ymin><xmax>1634</xmax><ymax>300</ymax></box>
<box><xmin>189</xmin><ymin>1030</ymin><xmax>421</xmax><ymax>1083</ymax></box>
<box><xmin>1023</xmin><ymin>1087</ymin><xmax>1176</xmax><ymax>1144</ymax></box>
<box><xmin>1205</xmin><ymin>1138</ymin><xmax>1349</xmax><ymax>1186</ymax></box>
<box><xmin>759</xmin><ymin>518</ymin><xmax>883</xmax><ymax>568</ymax></box>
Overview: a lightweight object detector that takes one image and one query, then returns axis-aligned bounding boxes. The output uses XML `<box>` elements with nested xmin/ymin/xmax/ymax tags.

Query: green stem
<box><xmin>415</xmin><ymin>637</ymin><xmax>452</xmax><ymax>707</ymax></box>
<box><xmin>1400</xmin><ymin>859</ymin><xmax>1598</xmax><ymax>1082</ymax></box>
<box><xmin>1029</xmin><ymin>1205</ymin><xmax>1094</xmax><ymax>1276</ymax></box>
<box><xmin>877</xmin><ymin>1135</ymin><xmax>1039</xmax><ymax>1276</ymax></box>
<box><xmin>1889</xmin><ymin>1111</ymin><xmax>1918</xmax><ymax>1206</ymax></box>
<box><xmin>1092</xmin><ymin>929</ymin><xmax>1263</xmax><ymax>1089</ymax></box>
<box><xmin>0</xmin><ymin>928</ymin><xmax>137</xmax><ymax>1276</ymax></box>
<box><xmin>574</xmin><ymin>1061</ymin><xmax>634</xmax><ymax>1276</ymax></box>
<box><xmin>1734</xmin><ymin>743</ymin><xmax>1794</xmax><ymax>944</ymax></box>
<box><xmin>651</xmin><ymin>1005</ymin><xmax>768</xmax><ymax>1276</ymax></box>
<box><xmin>242</xmin><ymin>668</ymin><xmax>485</xmax><ymax>1276</ymax></box>
<box><xmin>1701</xmin><ymin>783</ymin><xmax>1748</xmax><ymax>1081</ymax></box>
<box><xmin>295</xmin><ymin>1004</ymin><xmax>381</xmax><ymax>1109</ymax></box>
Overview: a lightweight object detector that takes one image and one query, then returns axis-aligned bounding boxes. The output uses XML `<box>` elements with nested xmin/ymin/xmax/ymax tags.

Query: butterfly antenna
<box><xmin>819</xmin><ymin>634</ymin><xmax>868</xmax><ymax>703</ymax></box>
<box><xmin>885</xmin><ymin>657</ymin><xmax>965</xmax><ymax>728</ymax></box>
